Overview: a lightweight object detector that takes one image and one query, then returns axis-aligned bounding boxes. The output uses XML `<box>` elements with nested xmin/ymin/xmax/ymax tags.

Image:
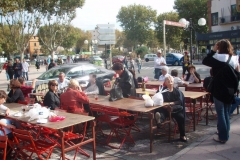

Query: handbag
<box><xmin>109</xmin><ymin>83</ymin><xmax>123</xmax><ymax>101</ymax></box>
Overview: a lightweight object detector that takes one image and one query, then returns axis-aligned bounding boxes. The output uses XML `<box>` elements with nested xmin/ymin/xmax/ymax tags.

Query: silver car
<box><xmin>144</xmin><ymin>54</ymin><xmax>157</xmax><ymax>62</ymax></box>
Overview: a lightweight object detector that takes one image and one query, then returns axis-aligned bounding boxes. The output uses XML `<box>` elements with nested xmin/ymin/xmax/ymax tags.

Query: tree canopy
<box><xmin>117</xmin><ymin>4</ymin><xmax>157</xmax><ymax>47</ymax></box>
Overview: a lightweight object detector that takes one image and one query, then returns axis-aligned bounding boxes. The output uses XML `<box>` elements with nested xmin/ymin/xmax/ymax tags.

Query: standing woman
<box><xmin>136</xmin><ymin>54</ymin><xmax>142</xmax><ymax>74</ymax></box>
<box><xmin>43</xmin><ymin>80</ymin><xmax>60</xmax><ymax>110</ymax></box>
<box><xmin>202</xmin><ymin>39</ymin><xmax>239</xmax><ymax>143</ymax></box>
<box><xmin>7</xmin><ymin>60</ymin><xmax>14</xmax><ymax>80</ymax></box>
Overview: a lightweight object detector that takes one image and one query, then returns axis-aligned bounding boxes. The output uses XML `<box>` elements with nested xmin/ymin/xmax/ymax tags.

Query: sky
<box><xmin>71</xmin><ymin>0</ymin><xmax>175</xmax><ymax>31</ymax></box>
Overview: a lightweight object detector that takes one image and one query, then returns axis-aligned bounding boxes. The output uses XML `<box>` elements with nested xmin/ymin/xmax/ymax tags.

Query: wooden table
<box><xmin>135</xmin><ymin>89</ymin><xmax>209</xmax><ymax>131</ymax></box>
<box><xmin>4</xmin><ymin>103</ymin><xmax>96</xmax><ymax>160</ymax></box>
<box><xmin>88</xmin><ymin>95</ymin><xmax>168</xmax><ymax>153</ymax></box>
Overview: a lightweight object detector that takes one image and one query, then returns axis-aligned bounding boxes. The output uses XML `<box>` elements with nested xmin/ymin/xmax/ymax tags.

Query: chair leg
<box><xmin>237</xmin><ymin>105</ymin><xmax>239</xmax><ymax>114</ymax></box>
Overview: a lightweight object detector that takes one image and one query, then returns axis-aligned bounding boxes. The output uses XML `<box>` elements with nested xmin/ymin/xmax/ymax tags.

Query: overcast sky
<box><xmin>71</xmin><ymin>0</ymin><xmax>175</xmax><ymax>31</ymax></box>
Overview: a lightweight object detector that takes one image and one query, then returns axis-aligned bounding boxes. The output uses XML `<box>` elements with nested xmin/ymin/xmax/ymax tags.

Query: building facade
<box><xmin>197</xmin><ymin>0</ymin><xmax>240</xmax><ymax>51</ymax></box>
<box><xmin>26</xmin><ymin>36</ymin><xmax>41</xmax><ymax>58</ymax></box>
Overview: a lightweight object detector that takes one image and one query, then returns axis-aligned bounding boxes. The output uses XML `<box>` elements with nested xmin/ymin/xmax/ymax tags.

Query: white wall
<box><xmin>211</xmin><ymin>0</ymin><xmax>240</xmax><ymax>32</ymax></box>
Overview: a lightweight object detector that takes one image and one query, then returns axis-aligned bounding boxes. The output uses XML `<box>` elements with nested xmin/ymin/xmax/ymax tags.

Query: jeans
<box><xmin>154</xmin><ymin>68</ymin><xmax>162</xmax><ymax>79</ymax></box>
<box><xmin>213</xmin><ymin>97</ymin><xmax>230</xmax><ymax>141</ymax></box>
<box><xmin>229</xmin><ymin>96</ymin><xmax>240</xmax><ymax>115</ymax></box>
<box><xmin>5</xmin><ymin>71</ymin><xmax>9</xmax><ymax>80</ymax></box>
<box><xmin>22</xmin><ymin>72</ymin><xmax>29</xmax><ymax>80</ymax></box>
<box><xmin>137</xmin><ymin>64</ymin><xmax>141</xmax><ymax>73</ymax></box>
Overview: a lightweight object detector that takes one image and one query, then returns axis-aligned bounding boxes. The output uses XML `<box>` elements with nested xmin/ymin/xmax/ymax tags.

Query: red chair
<box><xmin>12</xmin><ymin>128</ymin><xmax>57</xmax><ymax>160</ymax></box>
<box><xmin>104</xmin><ymin>107</ymin><xmax>137</xmax><ymax>149</ymax></box>
<box><xmin>0</xmin><ymin>135</ymin><xmax>8</xmax><ymax>160</ymax></box>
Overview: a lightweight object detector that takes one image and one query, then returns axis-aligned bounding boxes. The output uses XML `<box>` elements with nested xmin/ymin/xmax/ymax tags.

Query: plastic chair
<box><xmin>104</xmin><ymin>107</ymin><xmax>137</xmax><ymax>149</ymax></box>
<box><xmin>0</xmin><ymin>135</ymin><xmax>8</xmax><ymax>160</ymax></box>
<box><xmin>12</xmin><ymin>128</ymin><xmax>57</xmax><ymax>160</ymax></box>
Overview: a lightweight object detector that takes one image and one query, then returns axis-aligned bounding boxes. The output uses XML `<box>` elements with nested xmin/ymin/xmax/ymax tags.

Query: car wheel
<box><xmin>145</xmin><ymin>58</ymin><xmax>149</xmax><ymax>62</ymax></box>
<box><xmin>174</xmin><ymin>61</ymin><xmax>179</xmax><ymax>66</ymax></box>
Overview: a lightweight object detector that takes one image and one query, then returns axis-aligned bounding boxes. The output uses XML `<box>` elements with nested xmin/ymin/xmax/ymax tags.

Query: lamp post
<box><xmin>84</xmin><ymin>40</ymin><xmax>88</xmax><ymax>52</ymax></box>
<box><xmin>179</xmin><ymin>18</ymin><xmax>206</xmax><ymax>64</ymax></box>
<box><xmin>2</xmin><ymin>51</ymin><xmax>4</xmax><ymax>57</ymax></box>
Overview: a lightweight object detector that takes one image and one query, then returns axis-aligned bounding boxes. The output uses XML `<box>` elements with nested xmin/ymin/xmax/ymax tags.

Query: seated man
<box><xmin>171</xmin><ymin>69</ymin><xmax>188</xmax><ymax>87</ymax></box>
<box><xmin>18</xmin><ymin>78</ymin><xmax>37</xmax><ymax>97</ymax></box>
<box><xmin>158</xmin><ymin>66</ymin><xmax>170</xmax><ymax>81</ymax></box>
<box><xmin>57</xmin><ymin>72</ymin><xmax>69</xmax><ymax>91</ymax></box>
<box><xmin>84</xmin><ymin>73</ymin><xmax>101</xmax><ymax>95</ymax></box>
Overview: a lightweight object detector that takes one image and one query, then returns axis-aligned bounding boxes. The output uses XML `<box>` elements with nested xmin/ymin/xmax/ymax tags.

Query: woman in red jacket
<box><xmin>60</xmin><ymin>79</ymin><xmax>89</xmax><ymax>114</ymax></box>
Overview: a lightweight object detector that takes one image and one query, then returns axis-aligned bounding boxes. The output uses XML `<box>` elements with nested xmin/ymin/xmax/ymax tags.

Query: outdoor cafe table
<box><xmin>4</xmin><ymin>103</ymin><xmax>96</xmax><ymax>160</ymax></box>
<box><xmin>135</xmin><ymin>89</ymin><xmax>209</xmax><ymax>131</ymax></box>
<box><xmin>88</xmin><ymin>95</ymin><xmax>168</xmax><ymax>153</ymax></box>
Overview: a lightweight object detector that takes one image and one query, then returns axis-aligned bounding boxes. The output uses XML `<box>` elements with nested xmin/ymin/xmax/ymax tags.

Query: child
<box><xmin>0</xmin><ymin>90</ymin><xmax>15</xmax><ymax>137</ymax></box>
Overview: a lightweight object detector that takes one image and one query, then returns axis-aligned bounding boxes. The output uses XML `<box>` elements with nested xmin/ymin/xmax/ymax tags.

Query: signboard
<box><xmin>96</xmin><ymin>24</ymin><xmax>115</xmax><ymax>45</ymax></box>
<box><xmin>164</xmin><ymin>20</ymin><xmax>186</xmax><ymax>28</ymax></box>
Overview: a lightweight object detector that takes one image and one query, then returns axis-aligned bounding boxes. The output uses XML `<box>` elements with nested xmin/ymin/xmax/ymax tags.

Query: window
<box><xmin>231</xmin><ymin>4</ymin><xmax>240</xmax><ymax>21</ymax></box>
<box><xmin>211</xmin><ymin>12</ymin><xmax>218</xmax><ymax>26</ymax></box>
<box><xmin>34</xmin><ymin>43</ymin><xmax>36</xmax><ymax>47</ymax></box>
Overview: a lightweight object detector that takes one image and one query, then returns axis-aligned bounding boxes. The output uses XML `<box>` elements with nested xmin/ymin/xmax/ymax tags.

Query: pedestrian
<box><xmin>123</xmin><ymin>56</ymin><xmax>128</xmax><ymax>69</ymax></box>
<box><xmin>35</xmin><ymin>60</ymin><xmax>40</xmax><ymax>71</ymax></box>
<box><xmin>104</xmin><ymin>58</ymin><xmax>107</xmax><ymax>69</ymax></box>
<box><xmin>48</xmin><ymin>59</ymin><xmax>56</xmax><ymax>70</ymax></box>
<box><xmin>13</xmin><ymin>58</ymin><xmax>22</xmax><ymax>79</ymax></box>
<box><xmin>44</xmin><ymin>59</ymin><xmax>48</xmax><ymax>71</ymax></box>
<box><xmin>136</xmin><ymin>54</ymin><xmax>142</xmax><ymax>73</ymax></box>
<box><xmin>112</xmin><ymin>62</ymin><xmax>136</xmax><ymax>98</ymax></box>
<box><xmin>65</xmin><ymin>56</ymin><xmax>73</xmax><ymax>64</ymax></box>
<box><xmin>154</xmin><ymin>50</ymin><xmax>166</xmax><ymax>79</ymax></box>
<box><xmin>182</xmin><ymin>51</ymin><xmax>190</xmax><ymax>78</ymax></box>
<box><xmin>21</xmin><ymin>58</ymin><xmax>29</xmax><ymax>81</ymax></box>
<box><xmin>6</xmin><ymin>60</ymin><xmax>14</xmax><ymax>80</ymax></box>
<box><xmin>202</xmin><ymin>39</ymin><xmax>239</xmax><ymax>143</ymax></box>
<box><xmin>57</xmin><ymin>57</ymin><xmax>63</xmax><ymax>65</ymax></box>
<box><xmin>129</xmin><ymin>57</ymin><xmax>135</xmax><ymax>70</ymax></box>
<box><xmin>1</xmin><ymin>60</ymin><xmax>9</xmax><ymax>80</ymax></box>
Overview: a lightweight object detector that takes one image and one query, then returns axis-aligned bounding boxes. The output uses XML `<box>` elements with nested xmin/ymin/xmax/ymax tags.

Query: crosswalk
<box><xmin>141</xmin><ymin>66</ymin><xmax>210</xmax><ymax>72</ymax></box>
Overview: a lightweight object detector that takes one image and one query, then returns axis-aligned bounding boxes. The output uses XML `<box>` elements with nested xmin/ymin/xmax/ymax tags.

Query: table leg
<box><xmin>192</xmin><ymin>99</ymin><xmax>196</xmax><ymax>131</ymax></box>
<box><xmin>59</xmin><ymin>130</ymin><xmax>65</xmax><ymax>160</ymax></box>
<box><xmin>206</xmin><ymin>96</ymin><xmax>209</xmax><ymax>126</ymax></box>
<box><xmin>148</xmin><ymin>112</ymin><xmax>154</xmax><ymax>153</ymax></box>
<box><xmin>91</xmin><ymin>121</ymin><xmax>96</xmax><ymax>160</ymax></box>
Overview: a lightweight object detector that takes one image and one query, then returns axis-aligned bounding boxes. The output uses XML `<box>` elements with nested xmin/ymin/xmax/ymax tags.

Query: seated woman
<box><xmin>7</xmin><ymin>79</ymin><xmax>24</xmax><ymax>103</ymax></box>
<box><xmin>155</xmin><ymin>76</ymin><xmax>187</xmax><ymax>142</ymax></box>
<box><xmin>184</xmin><ymin>65</ymin><xmax>201</xmax><ymax>83</ymax></box>
<box><xmin>60</xmin><ymin>79</ymin><xmax>89</xmax><ymax>114</ymax></box>
<box><xmin>18</xmin><ymin>78</ymin><xmax>37</xmax><ymax>97</ymax></box>
<box><xmin>159</xmin><ymin>66</ymin><xmax>170</xmax><ymax>81</ymax></box>
<box><xmin>0</xmin><ymin>90</ymin><xmax>16</xmax><ymax>138</ymax></box>
<box><xmin>43</xmin><ymin>80</ymin><xmax>60</xmax><ymax>110</ymax></box>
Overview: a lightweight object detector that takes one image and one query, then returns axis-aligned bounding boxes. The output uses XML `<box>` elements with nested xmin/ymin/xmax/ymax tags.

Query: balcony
<box><xmin>219</xmin><ymin>15</ymin><xmax>240</xmax><ymax>24</ymax></box>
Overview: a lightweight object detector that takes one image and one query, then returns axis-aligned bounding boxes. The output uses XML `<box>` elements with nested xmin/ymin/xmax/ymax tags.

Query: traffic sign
<box><xmin>98</xmin><ymin>35</ymin><xmax>115</xmax><ymax>41</ymax></box>
<box><xmin>95</xmin><ymin>23</ymin><xmax>115</xmax><ymax>45</ymax></box>
<box><xmin>98</xmin><ymin>40</ymin><xmax>116</xmax><ymax>45</ymax></box>
<box><xmin>97</xmin><ymin>28</ymin><xmax>115</xmax><ymax>34</ymax></box>
<box><xmin>164</xmin><ymin>20</ymin><xmax>186</xmax><ymax>28</ymax></box>
<box><xmin>97</xmin><ymin>24</ymin><xmax>115</xmax><ymax>28</ymax></box>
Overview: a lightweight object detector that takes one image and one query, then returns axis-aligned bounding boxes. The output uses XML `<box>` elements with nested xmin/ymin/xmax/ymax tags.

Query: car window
<box><xmin>148</xmin><ymin>55</ymin><xmax>152</xmax><ymax>58</ymax></box>
<box><xmin>82</xmin><ymin>66</ymin><xmax>98</xmax><ymax>75</ymax></box>
<box><xmin>38</xmin><ymin>68</ymin><xmax>70</xmax><ymax>80</ymax></box>
<box><xmin>67</xmin><ymin>67</ymin><xmax>83</xmax><ymax>78</ymax></box>
<box><xmin>153</xmin><ymin>55</ymin><xmax>157</xmax><ymax>57</ymax></box>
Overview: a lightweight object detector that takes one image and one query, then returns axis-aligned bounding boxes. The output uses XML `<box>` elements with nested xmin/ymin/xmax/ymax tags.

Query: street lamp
<box><xmin>179</xmin><ymin>18</ymin><xmax>206</xmax><ymax>64</ymax></box>
<box><xmin>91</xmin><ymin>39</ymin><xmax>98</xmax><ymax>55</ymax></box>
<box><xmin>84</xmin><ymin>40</ymin><xmax>88</xmax><ymax>52</ymax></box>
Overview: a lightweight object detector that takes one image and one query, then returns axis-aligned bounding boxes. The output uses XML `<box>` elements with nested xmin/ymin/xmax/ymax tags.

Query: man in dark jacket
<box><xmin>13</xmin><ymin>58</ymin><xmax>22</xmax><ymax>79</ymax></box>
<box><xmin>48</xmin><ymin>59</ymin><xmax>56</xmax><ymax>70</ymax></box>
<box><xmin>112</xmin><ymin>62</ymin><xmax>136</xmax><ymax>98</ymax></box>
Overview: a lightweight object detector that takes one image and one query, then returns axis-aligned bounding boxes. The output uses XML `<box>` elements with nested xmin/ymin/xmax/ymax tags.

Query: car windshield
<box><xmin>37</xmin><ymin>67</ymin><xmax>71</xmax><ymax>80</ymax></box>
<box><xmin>171</xmin><ymin>53</ymin><xmax>183</xmax><ymax>59</ymax></box>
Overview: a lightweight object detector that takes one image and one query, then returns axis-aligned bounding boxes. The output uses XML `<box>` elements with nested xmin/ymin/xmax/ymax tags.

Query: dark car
<box><xmin>112</xmin><ymin>55</ymin><xmax>124</xmax><ymax>64</ymax></box>
<box><xmin>166</xmin><ymin>53</ymin><xmax>183</xmax><ymax>66</ymax></box>
<box><xmin>26</xmin><ymin>63</ymin><xmax>115</xmax><ymax>88</ymax></box>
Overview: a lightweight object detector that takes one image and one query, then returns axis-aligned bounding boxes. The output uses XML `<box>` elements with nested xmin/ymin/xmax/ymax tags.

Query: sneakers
<box><xmin>155</xmin><ymin>112</ymin><xmax>161</xmax><ymax>124</ymax></box>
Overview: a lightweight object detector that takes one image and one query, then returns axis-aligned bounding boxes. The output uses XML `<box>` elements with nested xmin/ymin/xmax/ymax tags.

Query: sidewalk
<box><xmin>168</xmin><ymin>115</ymin><xmax>240</xmax><ymax>160</ymax></box>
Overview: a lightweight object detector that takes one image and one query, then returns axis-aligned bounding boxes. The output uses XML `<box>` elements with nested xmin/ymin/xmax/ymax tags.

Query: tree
<box><xmin>155</xmin><ymin>12</ymin><xmax>183</xmax><ymax>50</ymax></box>
<box><xmin>75</xmin><ymin>31</ymin><xmax>92</xmax><ymax>54</ymax></box>
<box><xmin>135</xmin><ymin>46</ymin><xmax>149</xmax><ymax>57</ymax></box>
<box><xmin>117</xmin><ymin>4</ymin><xmax>157</xmax><ymax>47</ymax></box>
<box><xmin>174</xmin><ymin>0</ymin><xmax>208</xmax><ymax>42</ymax></box>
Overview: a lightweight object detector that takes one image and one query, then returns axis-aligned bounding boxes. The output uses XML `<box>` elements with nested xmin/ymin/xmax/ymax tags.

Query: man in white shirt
<box><xmin>84</xmin><ymin>74</ymin><xmax>99</xmax><ymax>95</ymax></box>
<box><xmin>65</xmin><ymin>56</ymin><xmax>73</xmax><ymax>64</ymax></box>
<box><xmin>57</xmin><ymin>72</ymin><xmax>69</xmax><ymax>90</ymax></box>
<box><xmin>154</xmin><ymin>50</ymin><xmax>166</xmax><ymax>79</ymax></box>
<box><xmin>22</xmin><ymin>58</ymin><xmax>29</xmax><ymax>80</ymax></box>
<box><xmin>158</xmin><ymin>66</ymin><xmax>170</xmax><ymax>81</ymax></box>
<box><xmin>171</xmin><ymin>69</ymin><xmax>188</xmax><ymax>87</ymax></box>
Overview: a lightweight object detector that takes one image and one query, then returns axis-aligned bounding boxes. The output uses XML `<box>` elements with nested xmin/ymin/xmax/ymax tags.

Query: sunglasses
<box><xmin>51</xmin><ymin>84</ymin><xmax>58</xmax><ymax>86</ymax></box>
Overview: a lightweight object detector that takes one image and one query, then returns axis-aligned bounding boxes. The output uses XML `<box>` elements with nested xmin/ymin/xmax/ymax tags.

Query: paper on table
<box><xmin>36</xmin><ymin>119</ymin><xmax>48</xmax><ymax>124</ymax></box>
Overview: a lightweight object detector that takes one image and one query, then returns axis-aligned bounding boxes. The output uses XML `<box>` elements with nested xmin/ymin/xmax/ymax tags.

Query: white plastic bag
<box><xmin>26</xmin><ymin>107</ymin><xmax>50</xmax><ymax>122</ymax></box>
<box><xmin>152</xmin><ymin>86</ymin><xmax>168</xmax><ymax>106</ymax></box>
<box><xmin>142</xmin><ymin>95</ymin><xmax>154</xmax><ymax>107</ymax></box>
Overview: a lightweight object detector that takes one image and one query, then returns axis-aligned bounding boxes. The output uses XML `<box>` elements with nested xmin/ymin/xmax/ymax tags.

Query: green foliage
<box><xmin>117</xmin><ymin>4</ymin><xmax>157</xmax><ymax>46</ymax></box>
<box><xmin>111</xmin><ymin>48</ymin><xmax>124</xmax><ymax>57</ymax></box>
<box><xmin>174</xmin><ymin>0</ymin><xmax>208</xmax><ymax>41</ymax></box>
<box><xmin>135</xmin><ymin>46</ymin><xmax>149</xmax><ymax>57</ymax></box>
<box><xmin>155</xmin><ymin>12</ymin><xmax>183</xmax><ymax>49</ymax></box>
<box><xmin>75</xmin><ymin>31</ymin><xmax>92</xmax><ymax>54</ymax></box>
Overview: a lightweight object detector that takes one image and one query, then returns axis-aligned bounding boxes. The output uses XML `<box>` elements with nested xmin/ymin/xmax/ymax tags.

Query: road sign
<box><xmin>98</xmin><ymin>35</ymin><xmax>115</xmax><ymax>41</ymax></box>
<box><xmin>98</xmin><ymin>40</ymin><xmax>116</xmax><ymax>45</ymax></box>
<box><xmin>164</xmin><ymin>20</ymin><xmax>186</xmax><ymax>28</ymax></box>
<box><xmin>97</xmin><ymin>28</ymin><xmax>115</xmax><ymax>34</ymax></box>
<box><xmin>97</xmin><ymin>24</ymin><xmax>115</xmax><ymax>28</ymax></box>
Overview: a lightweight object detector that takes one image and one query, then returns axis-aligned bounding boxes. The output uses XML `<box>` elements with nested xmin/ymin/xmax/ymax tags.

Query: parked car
<box><xmin>112</xmin><ymin>55</ymin><xmax>124</xmax><ymax>64</ymax></box>
<box><xmin>166</xmin><ymin>53</ymin><xmax>183</xmax><ymax>66</ymax></box>
<box><xmin>89</xmin><ymin>56</ymin><xmax>103</xmax><ymax>63</ymax></box>
<box><xmin>144</xmin><ymin>54</ymin><xmax>157</xmax><ymax>62</ymax></box>
<box><xmin>26</xmin><ymin>63</ymin><xmax>115</xmax><ymax>89</ymax></box>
